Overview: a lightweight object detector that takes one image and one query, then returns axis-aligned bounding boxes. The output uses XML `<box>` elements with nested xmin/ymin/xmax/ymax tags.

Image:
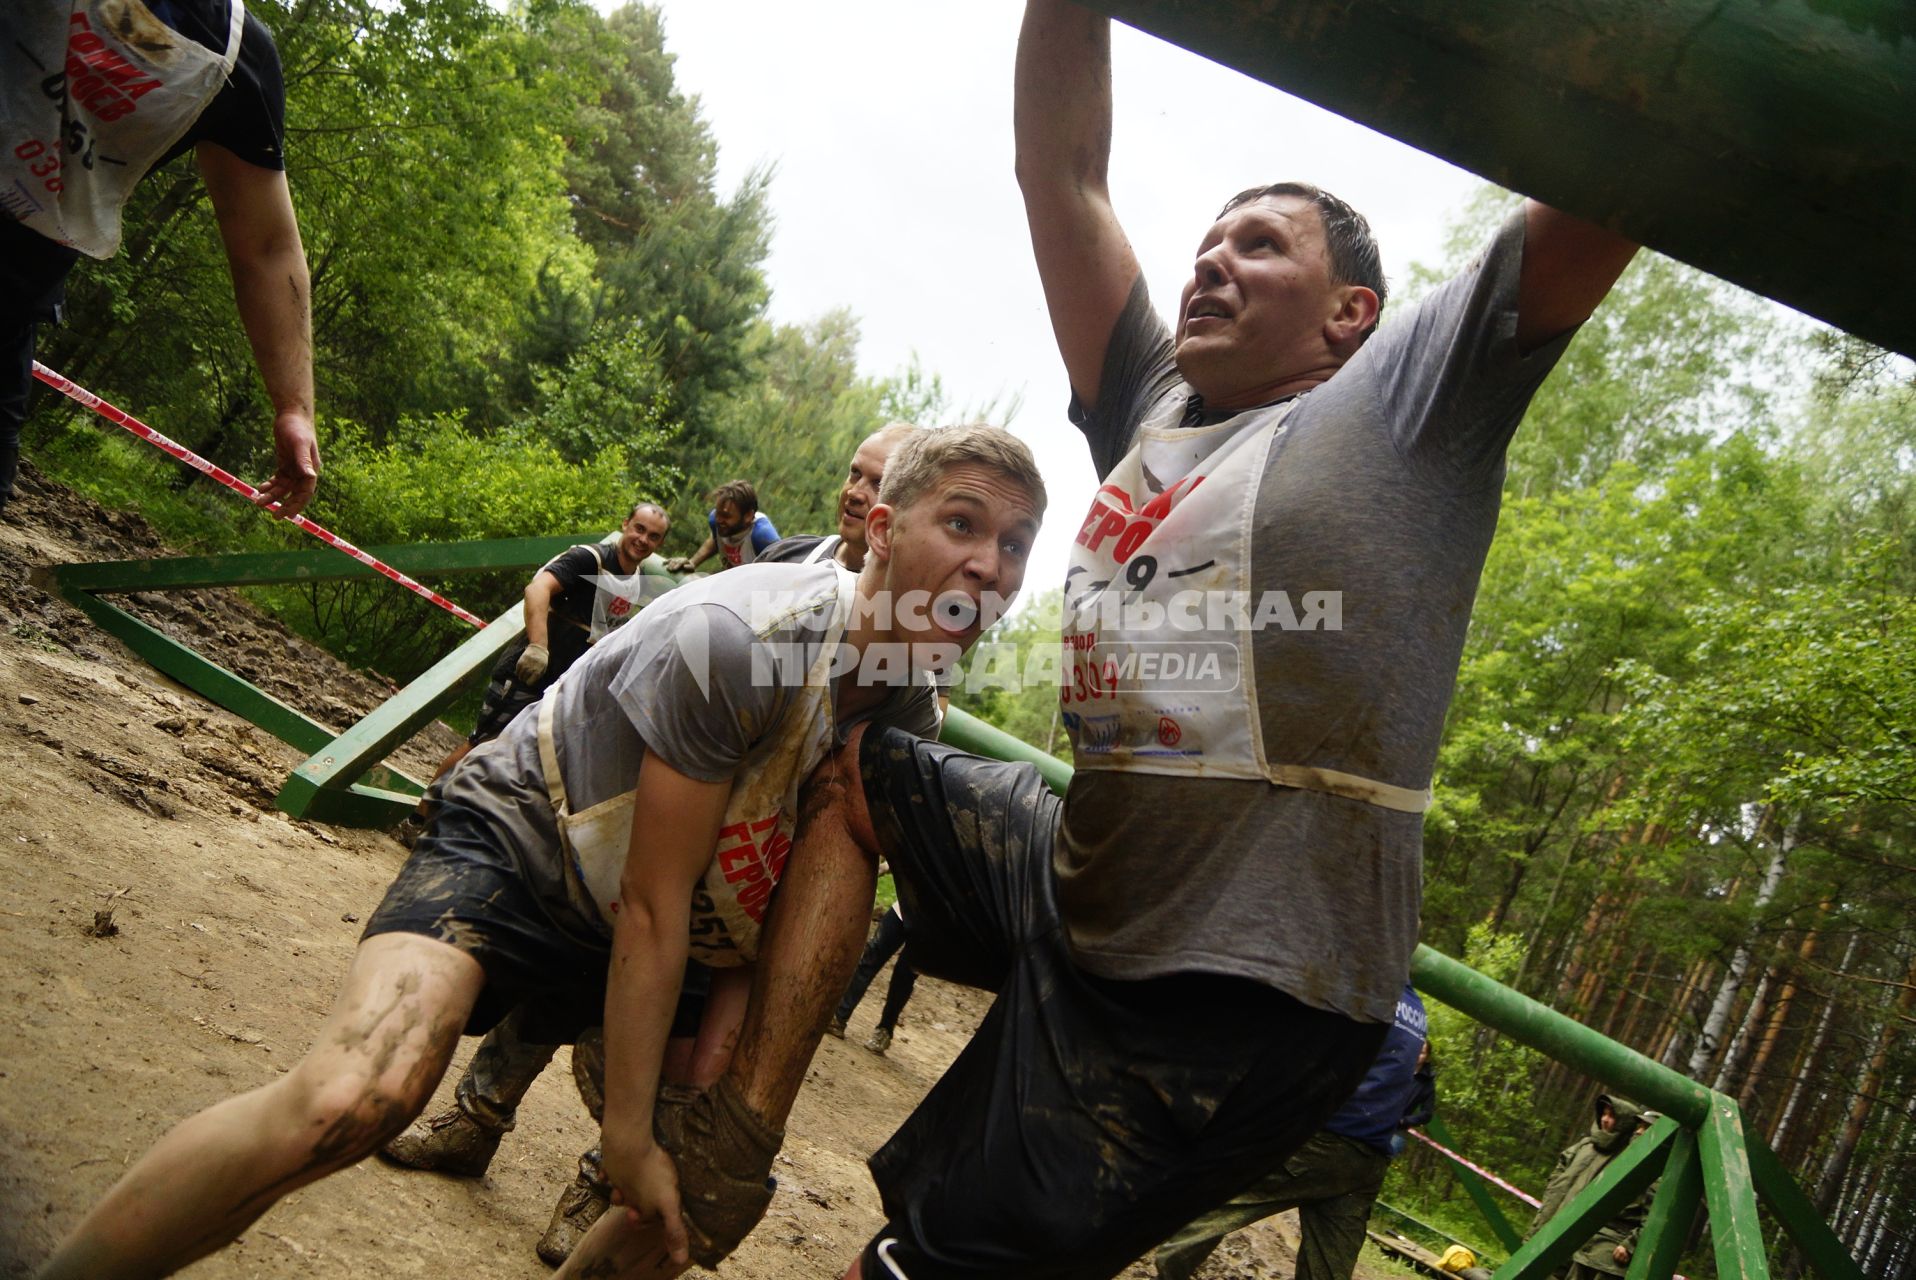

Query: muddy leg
<box><xmin>555</xmin><ymin>968</ymin><xmax>753</xmax><ymax>1277</ymax></box>
<box><xmin>37</xmin><ymin>933</ymin><xmax>481</xmax><ymax>1280</ymax></box>
<box><xmin>555</xmin><ymin>739</ymin><xmax>881</xmax><ymax>1280</ymax></box>
<box><xmin>729</xmin><ymin>733</ymin><xmax>880</xmax><ymax>1123</ymax></box>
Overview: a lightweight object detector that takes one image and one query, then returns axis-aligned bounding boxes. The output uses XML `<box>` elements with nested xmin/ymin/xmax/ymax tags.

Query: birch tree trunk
<box><xmin>1686</xmin><ymin>823</ymin><xmax>1793</xmax><ymax>1079</ymax></box>
<box><xmin>1712</xmin><ymin>962</ymin><xmax>1776</xmax><ymax>1093</ymax></box>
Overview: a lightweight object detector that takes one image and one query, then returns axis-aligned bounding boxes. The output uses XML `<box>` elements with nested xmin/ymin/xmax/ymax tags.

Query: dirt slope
<box><xmin>0</xmin><ymin>462</ymin><xmax>1303</xmax><ymax>1279</ymax></box>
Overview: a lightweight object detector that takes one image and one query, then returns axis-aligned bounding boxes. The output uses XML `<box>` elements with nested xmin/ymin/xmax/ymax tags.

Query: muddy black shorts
<box><xmin>362</xmin><ymin>795</ymin><xmax>614</xmax><ymax>1040</ymax></box>
<box><xmin>855</xmin><ymin>727</ymin><xmax>1388</xmax><ymax>1280</ymax></box>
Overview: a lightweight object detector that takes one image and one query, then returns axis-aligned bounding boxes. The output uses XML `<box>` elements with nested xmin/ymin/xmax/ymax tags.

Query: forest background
<box><xmin>15</xmin><ymin>1</ymin><xmax>1916</xmax><ymax>1275</ymax></box>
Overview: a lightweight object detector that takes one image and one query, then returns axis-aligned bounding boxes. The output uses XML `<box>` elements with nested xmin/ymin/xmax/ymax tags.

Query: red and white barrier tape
<box><xmin>31</xmin><ymin>362</ymin><xmax>484</xmax><ymax>629</ymax></box>
<box><xmin>1407</xmin><ymin>1128</ymin><xmax>1542</xmax><ymax>1208</ymax></box>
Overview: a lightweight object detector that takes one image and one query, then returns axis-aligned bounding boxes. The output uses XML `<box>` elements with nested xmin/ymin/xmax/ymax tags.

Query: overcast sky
<box><xmin>631</xmin><ymin>0</ymin><xmax>1488</xmax><ymax>598</ymax></box>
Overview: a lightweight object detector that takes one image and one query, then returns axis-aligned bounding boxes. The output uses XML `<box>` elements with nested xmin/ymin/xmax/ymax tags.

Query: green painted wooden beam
<box><xmin>286</xmin><ymin>781</ymin><xmax>430</xmax><ymax>828</ymax></box>
<box><xmin>1628</xmin><ymin>1126</ymin><xmax>1703</xmax><ymax>1280</ymax></box>
<box><xmin>1424</xmin><ymin>1112</ymin><xmax>1523</xmax><ymax>1253</ymax></box>
<box><xmin>276</xmin><ymin>558</ymin><xmax>682</xmax><ymax>826</ymax></box>
<box><xmin>50</xmin><ymin>534</ymin><xmax>606</xmax><ymax>592</ymax></box>
<box><xmin>276</xmin><ymin>602</ymin><xmax>524</xmax><ymax>823</ymax></box>
<box><xmin>55</xmin><ymin>583</ymin><xmax>338</xmax><ymax>756</ymax></box>
<box><xmin>1410</xmin><ymin>946</ymin><xmax>1716</xmax><ymax>1128</ymax></box>
<box><xmin>1748</xmin><ymin>1136</ymin><xmax>1865</xmax><ymax>1280</ymax></box>
<box><xmin>938</xmin><ymin>706</ymin><xmax>1073</xmax><ymax>795</ymax></box>
<box><xmin>1091</xmin><ymin>1</ymin><xmax>1916</xmax><ymax>357</ymax></box>
<box><xmin>42</xmin><ymin>536</ymin><xmax>677</xmax><ymax>826</ymax></box>
<box><xmin>1494</xmin><ymin>1117</ymin><xmax>1678</xmax><ymax>1280</ymax></box>
<box><xmin>1698</xmin><ymin>1097</ymin><xmax>1771</xmax><ymax>1280</ymax></box>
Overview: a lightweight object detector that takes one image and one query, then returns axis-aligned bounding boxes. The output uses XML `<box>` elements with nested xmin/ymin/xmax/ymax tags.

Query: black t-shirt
<box><xmin>488</xmin><ymin>544</ymin><xmax>619</xmax><ymax>690</ymax></box>
<box><xmin>149</xmin><ymin>0</ymin><xmax>288</xmax><ymax>173</ymax></box>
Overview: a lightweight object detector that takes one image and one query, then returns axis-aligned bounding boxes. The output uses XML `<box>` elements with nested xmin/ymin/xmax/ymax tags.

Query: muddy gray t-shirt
<box><xmin>440</xmin><ymin>561</ymin><xmax>940</xmax><ymax>940</ymax></box>
<box><xmin>1058</xmin><ymin>212</ymin><xmax>1573</xmax><ymax>1022</ymax></box>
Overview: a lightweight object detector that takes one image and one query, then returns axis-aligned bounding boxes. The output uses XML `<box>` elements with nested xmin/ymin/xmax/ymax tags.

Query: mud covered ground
<box><xmin>0</xmin><ymin>462</ymin><xmax>1313</xmax><ymax>1279</ymax></box>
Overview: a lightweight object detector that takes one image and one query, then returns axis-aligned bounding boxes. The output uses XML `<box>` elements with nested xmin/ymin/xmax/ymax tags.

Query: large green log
<box><xmin>1093</xmin><ymin>1</ymin><xmax>1916</xmax><ymax>357</ymax></box>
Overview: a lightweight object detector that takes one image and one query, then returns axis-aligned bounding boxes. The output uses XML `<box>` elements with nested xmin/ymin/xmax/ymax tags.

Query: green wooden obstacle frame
<box><xmin>1423</xmin><ymin>1112</ymin><xmax>1524</xmax><ymax>1253</ymax></box>
<box><xmin>39</xmin><ymin>535</ymin><xmax>668</xmax><ymax>825</ymax></box>
<box><xmin>1407</xmin><ymin>951</ymin><xmax>1858</xmax><ymax>1279</ymax></box>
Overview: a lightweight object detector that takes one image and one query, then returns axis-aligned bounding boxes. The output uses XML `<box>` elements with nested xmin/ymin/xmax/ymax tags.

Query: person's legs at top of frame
<box><xmin>1154</xmin><ymin>1129</ymin><xmax>1389</xmax><ymax>1280</ymax></box>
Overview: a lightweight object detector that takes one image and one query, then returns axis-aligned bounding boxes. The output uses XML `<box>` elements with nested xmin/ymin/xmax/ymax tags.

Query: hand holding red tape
<box><xmin>32</xmin><ymin>362</ymin><xmax>485</xmax><ymax>629</ymax></box>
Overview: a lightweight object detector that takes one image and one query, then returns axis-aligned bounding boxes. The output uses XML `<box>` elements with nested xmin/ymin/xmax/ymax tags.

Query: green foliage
<box><xmin>671</xmin><ymin>310</ymin><xmax>889</xmax><ymax>543</ymax></box>
<box><xmin>525</xmin><ymin>323</ymin><xmax>680</xmax><ymax>477</ymax></box>
<box><xmin>1425</xmin><ymin>439</ymin><xmax>1813</xmax><ymax>953</ymax></box>
<box><xmin>23</xmin><ymin>0</ymin><xmax>795</xmax><ymax>681</ymax></box>
<box><xmin>880</xmin><ymin>354</ymin><xmax>1025</xmax><ymax>431</ymax></box>
<box><xmin>553</xmin><ymin>3</ymin><xmax>773</xmax><ymax>427</ymax></box>
<box><xmin>1613</xmin><ymin>538</ymin><xmax>1916</xmax><ymax>930</ymax></box>
<box><xmin>316</xmin><ymin>418</ymin><xmax>637</xmax><ymax>544</ymax></box>
<box><xmin>1408</xmin><ymin>189</ymin><xmax>1916</xmax><ymax>1239</ymax></box>
<box><xmin>667</xmin><ymin>322</ymin><xmax>1029</xmax><ymax>559</ymax></box>
<box><xmin>278</xmin><ymin>417</ymin><xmax>643</xmax><ymax>675</ymax></box>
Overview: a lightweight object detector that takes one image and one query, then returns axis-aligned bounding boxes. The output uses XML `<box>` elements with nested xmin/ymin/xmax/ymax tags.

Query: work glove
<box><xmin>652</xmin><ymin>1076</ymin><xmax>781</xmax><ymax>1267</ymax></box>
<box><xmin>514</xmin><ymin>643</ymin><xmax>550</xmax><ymax>685</ymax></box>
<box><xmin>665</xmin><ymin>556</ymin><xmax>696</xmax><ymax>573</ymax></box>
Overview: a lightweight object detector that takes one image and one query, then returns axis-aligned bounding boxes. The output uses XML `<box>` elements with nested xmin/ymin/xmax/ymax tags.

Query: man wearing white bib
<box><xmin>1</xmin><ymin>0</ymin><xmax>317</xmax><ymax>519</ymax></box>
<box><xmin>34</xmin><ymin>424</ymin><xmax>1045</xmax><ymax>1280</ymax></box>
<box><xmin>762</xmin><ymin>421</ymin><xmax>919</xmax><ymax>573</ymax></box>
<box><xmin>769</xmin><ymin>6</ymin><xmax>1640</xmax><ymax>1278</ymax></box>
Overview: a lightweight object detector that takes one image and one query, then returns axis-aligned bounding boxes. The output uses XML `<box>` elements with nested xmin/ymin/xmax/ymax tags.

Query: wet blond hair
<box><xmin>877</xmin><ymin>423</ymin><xmax>1047</xmax><ymax>520</ymax></box>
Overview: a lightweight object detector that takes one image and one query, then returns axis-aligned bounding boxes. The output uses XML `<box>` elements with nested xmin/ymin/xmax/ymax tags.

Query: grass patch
<box><xmin>9</xmin><ymin>623</ymin><xmax>65</xmax><ymax>653</ymax></box>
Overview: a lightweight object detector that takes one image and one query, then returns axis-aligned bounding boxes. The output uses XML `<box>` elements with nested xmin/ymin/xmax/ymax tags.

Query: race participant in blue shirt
<box><xmin>668</xmin><ymin>480</ymin><xmax>780</xmax><ymax>572</ymax></box>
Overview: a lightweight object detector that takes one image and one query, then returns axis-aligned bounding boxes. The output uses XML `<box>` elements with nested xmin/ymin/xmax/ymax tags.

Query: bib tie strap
<box><xmin>1266</xmin><ymin>764</ymin><xmax>1430</xmax><ymax>813</ymax></box>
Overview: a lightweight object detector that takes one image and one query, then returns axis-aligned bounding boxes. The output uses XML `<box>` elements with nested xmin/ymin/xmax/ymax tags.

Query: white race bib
<box><xmin>538</xmin><ymin>569</ymin><xmax>855</xmax><ymax>962</ymax></box>
<box><xmin>3</xmin><ymin>0</ymin><xmax>244</xmax><ymax>258</ymax></box>
<box><xmin>1062</xmin><ymin>398</ymin><xmax>1428</xmax><ymax>813</ymax></box>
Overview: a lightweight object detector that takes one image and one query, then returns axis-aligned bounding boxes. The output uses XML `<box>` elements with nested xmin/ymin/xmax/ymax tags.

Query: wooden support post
<box><xmin>1698</xmin><ymin>1097</ymin><xmax>1771</xmax><ymax>1280</ymax></box>
<box><xmin>1627</xmin><ymin>1127</ymin><xmax>1703</xmax><ymax>1280</ymax></box>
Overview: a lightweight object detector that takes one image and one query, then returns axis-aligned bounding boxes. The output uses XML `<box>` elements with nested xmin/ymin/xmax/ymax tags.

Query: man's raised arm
<box><xmin>1014</xmin><ymin>0</ymin><xmax>1143</xmax><ymax>411</ymax></box>
<box><xmin>1516</xmin><ymin>200</ymin><xmax>1638</xmax><ymax>353</ymax></box>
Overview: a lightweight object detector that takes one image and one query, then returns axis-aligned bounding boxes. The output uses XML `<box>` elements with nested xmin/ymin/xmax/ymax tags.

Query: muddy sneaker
<box><xmin>377</xmin><ymin>1105</ymin><xmax>505</xmax><ymax>1177</ymax></box>
<box><xmin>825</xmin><ymin>1016</ymin><xmax>847</xmax><ymax>1039</ymax></box>
<box><xmin>865</xmin><ymin>1026</ymin><xmax>892</xmax><ymax>1055</ymax></box>
<box><xmin>536</xmin><ymin>1171</ymin><xmax>611</xmax><ymax>1266</ymax></box>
